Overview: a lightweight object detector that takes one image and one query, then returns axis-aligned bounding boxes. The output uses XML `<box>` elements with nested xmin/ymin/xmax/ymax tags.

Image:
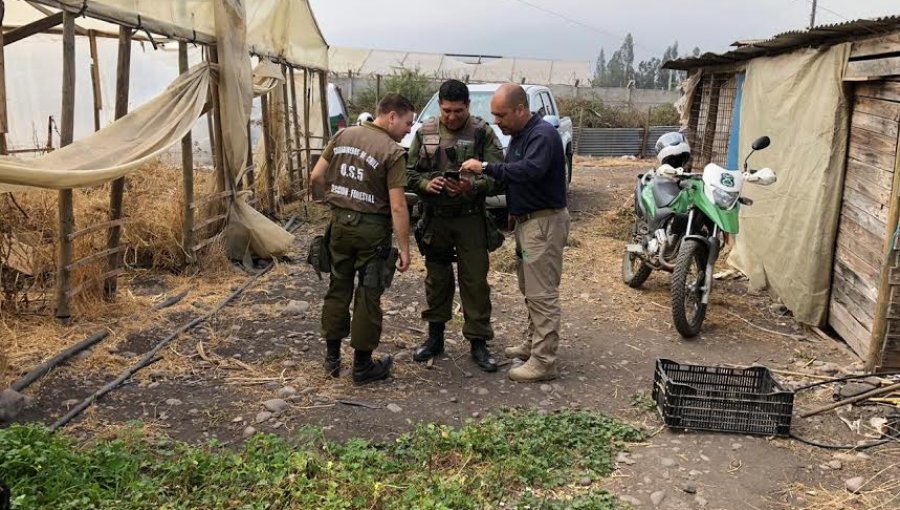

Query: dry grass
<box><xmin>0</xmin><ymin>161</ymin><xmax>252</xmax><ymax>386</ymax></box>
<box><xmin>574</xmin><ymin>155</ymin><xmax>654</xmax><ymax>169</ymax></box>
<box><xmin>779</xmin><ymin>463</ymin><xmax>900</xmax><ymax>510</ymax></box>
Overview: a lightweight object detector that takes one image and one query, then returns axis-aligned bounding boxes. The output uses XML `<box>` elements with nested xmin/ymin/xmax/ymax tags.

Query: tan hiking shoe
<box><xmin>508</xmin><ymin>358</ymin><xmax>558</xmax><ymax>382</ymax></box>
<box><xmin>503</xmin><ymin>343</ymin><xmax>531</xmax><ymax>362</ymax></box>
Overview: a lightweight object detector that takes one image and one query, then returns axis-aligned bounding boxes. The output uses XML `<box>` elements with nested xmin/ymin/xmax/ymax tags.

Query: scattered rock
<box><xmin>695</xmin><ymin>495</ymin><xmax>708</xmax><ymax>507</ymax></box>
<box><xmin>281</xmin><ymin>360</ymin><xmax>298</xmax><ymax>368</ymax></box>
<box><xmin>0</xmin><ymin>389</ymin><xmax>27</xmax><ymax>422</ymax></box>
<box><xmin>243</xmin><ymin>426</ymin><xmax>256</xmax><ymax>438</ymax></box>
<box><xmin>845</xmin><ymin>476</ymin><xmax>866</xmax><ymax>494</ymax></box>
<box><xmin>301</xmin><ymin>387</ymin><xmax>317</xmax><ymax>395</ymax></box>
<box><xmin>660</xmin><ymin>457</ymin><xmax>678</xmax><ymax>468</ymax></box>
<box><xmin>232</xmin><ymin>416</ymin><xmax>243</xmax><ymax>423</ymax></box>
<box><xmin>147</xmin><ymin>382</ymin><xmax>160</xmax><ymax>389</ymax></box>
<box><xmin>650</xmin><ymin>490</ymin><xmax>666</xmax><ymax>506</ymax></box>
<box><xmin>165</xmin><ymin>398</ymin><xmax>183</xmax><ymax>406</ymax></box>
<box><xmin>540</xmin><ymin>384</ymin><xmax>553</xmax><ymax>393</ymax></box>
<box><xmin>277</xmin><ymin>386</ymin><xmax>297</xmax><ymax>398</ymax></box>
<box><xmin>262</xmin><ymin>399</ymin><xmax>289</xmax><ymax>413</ymax></box>
<box><xmin>681</xmin><ymin>483</ymin><xmax>697</xmax><ymax>494</ymax></box>
<box><xmin>616</xmin><ymin>452</ymin><xmax>636</xmax><ymax>465</ymax></box>
<box><xmin>476</xmin><ymin>387</ymin><xmax>489</xmax><ymax>396</ymax></box>
<box><xmin>768</xmin><ymin>302</ymin><xmax>789</xmax><ymax>315</ymax></box>
<box><xmin>827</xmin><ymin>460</ymin><xmax>843</xmax><ymax>470</ymax></box>
<box><xmin>472</xmin><ymin>412</ymin><xmax>481</xmax><ymax>418</ymax></box>
<box><xmin>282</xmin><ymin>300</ymin><xmax>310</xmax><ymax>316</ymax></box>
<box><xmin>839</xmin><ymin>382</ymin><xmax>877</xmax><ymax>399</ymax></box>
<box><xmin>62</xmin><ymin>398</ymin><xmax>80</xmax><ymax>408</ymax></box>
<box><xmin>449</xmin><ymin>397</ymin><xmax>458</xmax><ymax>403</ymax></box>
<box><xmin>386</xmin><ymin>403</ymin><xmax>403</xmax><ymax>413</ymax></box>
<box><xmin>579</xmin><ymin>476</ymin><xmax>592</xmax><ymax>487</ymax></box>
<box><xmin>255</xmin><ymin>411</ymin><xmax>273</xmax><ymax>423</ymax></box>
<box><xmin>619</xmin><ymin>495</ymin><xmax>642</xmax><ymax>507</ymax></box>
<box><xmin>731</xmin><ymin>443</ymin><xmax>742</xmax><ymax>450</ymax></box>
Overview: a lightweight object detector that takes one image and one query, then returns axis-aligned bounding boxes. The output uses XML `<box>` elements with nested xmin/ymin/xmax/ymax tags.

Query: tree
<box><xmin>620</xmin><ymin>33</ymin><xmax>635</xmax><ymax>87</ymax></box>
<box><xmin>606</xmin><ymin>49</ymin><xmax>625</xmax><ymax>88</ymax></box>
<box><xmin>692</xmin><ymin>46</ymin><xmax>701</xmax><ymax>57</ymax></box>
<box><xmin>592</xmin><ymin>48</ymin><xmax>607</xmax><ymax>87</ymax></box>
<box><xmin>636</xmin><ymin>57</ymin><xmax>661</xmax><ymax>89</ymax></box>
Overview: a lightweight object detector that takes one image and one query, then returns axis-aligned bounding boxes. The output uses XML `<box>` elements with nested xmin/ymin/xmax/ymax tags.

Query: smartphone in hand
<box><xmin>443</xmin><ymin>170</ymin><xmax>461</xmax><ymax>181</ymax></box>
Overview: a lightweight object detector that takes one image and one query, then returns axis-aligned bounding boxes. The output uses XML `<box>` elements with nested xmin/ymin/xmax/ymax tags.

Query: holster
<box><xmin>306</xmin><ymin>222</ymin><xmax>332</xmax><ymax>280</ymax></box>
<box><xmin>484</xmin><ymin>211</ymin><xmax>505</xmax><ymax>253</ymax></box>
<box><xmin>362</xmin><ymin>242</ymin><xmax>399</xmax><ymax>289</ymax></box>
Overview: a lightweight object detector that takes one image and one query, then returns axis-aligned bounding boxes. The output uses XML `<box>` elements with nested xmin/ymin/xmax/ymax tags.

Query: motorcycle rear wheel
<box><xmin>671</xmin><ymin>239</ymin><xmax>708</xmax><ymax>337</ymax></box>
<box><xmin>622</xmin><ymin>219</ymin><xmax>652</xmax><ymax>288</ymax></box>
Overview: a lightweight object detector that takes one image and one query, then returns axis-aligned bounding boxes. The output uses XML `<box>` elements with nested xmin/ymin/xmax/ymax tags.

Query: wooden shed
<box><xmin>665</xmin><ymin>18</ymin><xmax>900</xmax><ymax>372</ymax></box>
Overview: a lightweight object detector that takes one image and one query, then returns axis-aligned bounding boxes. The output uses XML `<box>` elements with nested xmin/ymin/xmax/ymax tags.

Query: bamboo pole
<box><xmin>302</xmin><ymin>68</ymin><xmax>311</xmax><ymax>181</ymax></box>
<box><xmin>179</xmin><ymin>41</ymin><xmax>195</xmax><ymax>263</ymax></box>
<box><xmin>207</xmin><ymin>45</ymin><xmax>230</xmax><ymax>237</ymax></box>
<box><xmin>104</xmin><ymin>26</ymin><xmax>131</xmax><ymax>300</ymax></box>
<box><xmin>288</xmin><ymin>66</ymin><xmax>302</xmax><ymax>187</ymax></box>
<box><xmin>88</xmin><ymin>30</ymin><xmax>102</xmax><ymax>132</ymax></box>
<box><xmin>0</xmin><ymin>0</ymin><xmax>9</xmax><ymax>155</ymax></box>
<box><xmin>260</xmin><ymin>93</ymin><xmax>276</xmax><ymax>216</ymax></box>
<box><xmin>319</xmin><ymin>70</ymin><xmax>330</xmax><ymax>141</ymax></box>
<box><xmin>245</xmin><ymin>121</ymin><xmax>254</xmax><ymax>189</ymax></box>
<box><xmin>55</xmin><ymin>12</ymin><xmax>76</xmax><ymax>320</ymax></box>
<box><xmin>281</xmin><ymin>65</ymin><xmax>295</xmax><ymax>186</ymax></box>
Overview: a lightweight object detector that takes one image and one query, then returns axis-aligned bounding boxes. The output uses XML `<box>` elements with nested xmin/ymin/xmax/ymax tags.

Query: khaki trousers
<box><xmin>514</xmin><ymin>208</ymin><xmax>570</xmax><ymax>365</ymax></box>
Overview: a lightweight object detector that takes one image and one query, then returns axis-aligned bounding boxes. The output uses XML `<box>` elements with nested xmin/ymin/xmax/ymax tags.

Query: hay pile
<box><xmin>0</xmin><ymin>161</ymin><xmax>229</xmax><ymax>309</ymax></box>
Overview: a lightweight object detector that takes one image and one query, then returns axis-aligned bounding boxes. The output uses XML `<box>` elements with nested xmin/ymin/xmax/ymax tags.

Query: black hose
<box><xmin>789</xmin><ymin>371</ymin><xmax>900</xmax><ymax>449</ymax></box>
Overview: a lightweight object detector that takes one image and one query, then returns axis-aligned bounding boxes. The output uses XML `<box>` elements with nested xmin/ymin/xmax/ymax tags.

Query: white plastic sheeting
<box><xmin>328</xmin><ymin>46</ymin><xmax>591</xmax><ymax>86</ymax></box>
<box><xmin>3</xmin><ymin>0</ymin><xmax>328</xmax><ymax>69</ymax></box>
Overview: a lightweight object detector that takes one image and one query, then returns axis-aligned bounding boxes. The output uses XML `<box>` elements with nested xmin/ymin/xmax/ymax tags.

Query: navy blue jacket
<box><xmin>484</xmin><ymin>114</ymin><xmax>567</xmax><ymax>216</ymax></box>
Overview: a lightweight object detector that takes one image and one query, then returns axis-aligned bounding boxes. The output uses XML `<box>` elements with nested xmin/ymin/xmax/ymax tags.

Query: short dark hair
<box><xmin>377</xmin><ymin>93</ymin><xmax>415</xmax><ymax>116</ymax></box>
<box><xmin>439</xmin><ymin>79</ymin><xmax>469</xmax><ymax>103</ymax></box>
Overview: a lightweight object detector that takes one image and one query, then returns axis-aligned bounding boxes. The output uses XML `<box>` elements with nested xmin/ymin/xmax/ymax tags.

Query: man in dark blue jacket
<box><xmin>462</xmin><ymin>83</ymin><xmax>570</xmax><ymax>382</ymax></box>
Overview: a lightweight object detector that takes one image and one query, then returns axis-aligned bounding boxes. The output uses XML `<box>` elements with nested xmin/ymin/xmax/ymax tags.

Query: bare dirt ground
<box><xmin>8</xmin><ymin>158</ymin><xmax>900</xmax><ymax>509</ymax></box>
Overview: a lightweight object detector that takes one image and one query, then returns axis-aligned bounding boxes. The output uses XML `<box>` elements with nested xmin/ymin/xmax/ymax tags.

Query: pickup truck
<box><xmin>400</xmin><ymin>83</ymin><xmax>574</xmax><ymax>215</ymax></box>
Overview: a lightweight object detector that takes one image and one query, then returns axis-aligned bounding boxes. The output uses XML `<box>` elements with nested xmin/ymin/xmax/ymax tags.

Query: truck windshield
<box><xmin>419</xmin><ymin>91</ymin><xmax>495</xmax><ymax>123</ymax></box>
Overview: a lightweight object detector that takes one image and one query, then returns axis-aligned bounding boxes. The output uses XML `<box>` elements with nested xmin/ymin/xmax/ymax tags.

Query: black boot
<box><xmin>353</xmin><ymin>350</ymin><xmax>393</xmax><ymax>385</ymax></box>
<box><xmin>470</xmin><ymin>339</ymin><xmax>498</xmax><ymax>373</ymax></box>
<box><xmin>324</xmin><ymin>340</ymin><xmax>342</xmax><ymax>378</ymax></box>
<box><xmin>413</xmin><ymin>322</ymin><xmax>445</xmax><ymax>362</ymax></box>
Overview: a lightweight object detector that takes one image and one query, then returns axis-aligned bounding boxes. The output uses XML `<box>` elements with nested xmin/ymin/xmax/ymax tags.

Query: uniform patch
<box><xmin>456</xmin><ymin>139</ymin><xmax>473</xmax><ymax>146</ymax></box>
<box><xmin>423</xmin><ymin>135</ymin><xmax>441</xmax><ymax>145</ymax></box>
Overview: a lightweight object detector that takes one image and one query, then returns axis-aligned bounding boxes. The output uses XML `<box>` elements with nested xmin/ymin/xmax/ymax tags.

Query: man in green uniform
<box><xmin>310</xmin><ymin>93</ymin><xmax>414</xmax><ymax>385</ymax></box>
<box><xmin>406</xmin><ymin>79</ymin><xmax>505</xmax><ymax>372</ymax></box>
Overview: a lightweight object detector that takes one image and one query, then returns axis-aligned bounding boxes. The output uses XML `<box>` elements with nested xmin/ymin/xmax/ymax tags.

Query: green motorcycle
<box><xmin>622</xmin><ymin>134</ymin><xmax>776</xmax><ymax>337</ymax></box>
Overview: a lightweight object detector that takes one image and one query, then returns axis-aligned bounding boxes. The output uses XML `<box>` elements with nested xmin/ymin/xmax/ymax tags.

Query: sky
<box><xmin>307</xmin><ymin>0</ymin><xmax>899</xmax><ymax>64</ymax></box>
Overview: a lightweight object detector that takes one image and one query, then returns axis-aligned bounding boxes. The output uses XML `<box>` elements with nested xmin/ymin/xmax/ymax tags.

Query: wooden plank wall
<box><xmin>829</xmin><ymin>80</ymin><xmax>899</xmax><ymax>359</ymax></box>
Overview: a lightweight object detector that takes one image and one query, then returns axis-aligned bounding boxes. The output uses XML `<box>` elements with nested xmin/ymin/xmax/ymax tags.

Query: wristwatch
<box><xmin>481</xmin><ymin>161</ymin><xmax>488</xmax><ymax>171</ymax></box>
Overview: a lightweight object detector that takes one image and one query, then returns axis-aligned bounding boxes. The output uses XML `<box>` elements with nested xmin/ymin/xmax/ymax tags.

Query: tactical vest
<box><xmin>419</xmin><ymin>116</ymin><xmax>489</xmax><ymax>172</ymax></box>
<box><xmin>325</xmin><ymin>123</ymin><xmax>405</xmax><ymax>215</ymax></box>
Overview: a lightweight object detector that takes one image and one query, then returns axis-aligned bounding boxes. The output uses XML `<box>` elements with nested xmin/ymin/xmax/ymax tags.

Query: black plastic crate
<box><xmin>653</xmin><ymin>358</ymin><xmax>795</xmax><ymax>437</ymax></box>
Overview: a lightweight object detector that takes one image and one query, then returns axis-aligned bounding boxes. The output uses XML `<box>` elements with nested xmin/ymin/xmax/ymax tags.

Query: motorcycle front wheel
<box><xmin>671</xmin><ymin>239</ymin><xmax>708</xmax><ymax>337</ymax></box>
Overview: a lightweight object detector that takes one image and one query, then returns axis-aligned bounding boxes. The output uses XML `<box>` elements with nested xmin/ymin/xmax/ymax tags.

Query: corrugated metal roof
<box><xmin>663</xmin><ymin>16</ymin><xmax>900</xmax><ymax>70</ymax></box>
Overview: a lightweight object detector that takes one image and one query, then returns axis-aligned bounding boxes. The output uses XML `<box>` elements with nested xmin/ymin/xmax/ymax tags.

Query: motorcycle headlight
<box><xmin>712</xmin><ymin>188</ymin><xmax>739</xmax><ymax>209</ymax></box>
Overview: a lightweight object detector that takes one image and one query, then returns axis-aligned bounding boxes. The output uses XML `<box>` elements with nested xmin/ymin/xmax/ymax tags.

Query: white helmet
<box><xmin>356</xmin><ymin>112</ymin><xmax>374</xmax><ymax>126</ymax></box>
<box><xmin>655</xmin><ymin>132</ymin><xmax>691</xmax><ymax>168</ymax></box>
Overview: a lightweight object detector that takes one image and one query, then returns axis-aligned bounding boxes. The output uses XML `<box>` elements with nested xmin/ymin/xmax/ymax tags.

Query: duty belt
<box><xmin>423</xmin><ymin>204</ymin><xmax>483</xmax><ymax>218</ymax></box>
<box><xmin>330</xmin><ymin>207</ymin><xmax>392</xmax><ymax>225</ymax></box>
<box><xmin>512</xmin><ymin>208</ymin><xmax>566</xmax><ymax>223</ymax></box>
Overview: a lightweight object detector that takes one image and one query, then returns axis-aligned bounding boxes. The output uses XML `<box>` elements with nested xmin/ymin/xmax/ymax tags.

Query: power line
<box><xmin>510</xmin><ymin>0</ymin><xmax>666</xmax><ymax>55</ymax></box>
